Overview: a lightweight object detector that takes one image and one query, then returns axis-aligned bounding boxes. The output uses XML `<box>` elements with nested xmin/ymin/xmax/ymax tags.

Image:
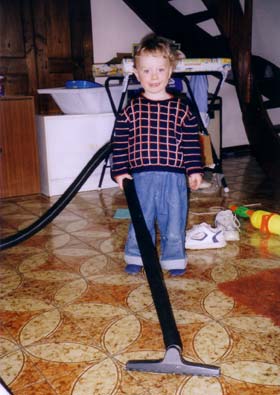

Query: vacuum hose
<box><xmin>123</xmin><ymin>178</ymin><xmax>182</xmax><ymax>349</ymax></box>
<box><xmin>123</xmin><ymin>178</ymin><xmax>220</xmax><ymax>376</ymax></box>
<box><xmin>0</xmin><ymin>141</ymin><xmax>112</xmax><ymax>251</ymax></box>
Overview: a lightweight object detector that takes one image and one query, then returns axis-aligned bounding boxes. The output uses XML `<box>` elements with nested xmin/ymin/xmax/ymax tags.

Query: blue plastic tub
<box><xmin>65</xmin><ymin>80</ymin><xmax>103</xmax><ymax>89</ymax></box>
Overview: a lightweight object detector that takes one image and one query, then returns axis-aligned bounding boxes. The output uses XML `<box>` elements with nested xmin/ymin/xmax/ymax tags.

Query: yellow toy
<box><xmin>229</xmin><ymin>205</ymin><xmax>280</xmax><ymax>236</ymax></box>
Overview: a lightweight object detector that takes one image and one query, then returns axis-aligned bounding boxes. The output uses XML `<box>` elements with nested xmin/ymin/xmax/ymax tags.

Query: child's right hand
<box><xmin>115</xmin><ymin>174</ymin><xmax>133</xmax><ymax>190</ymax></box>
<box><xmin>188</xmin><ymin>173</ymin><xmax>203</xmax><ymax>190</ymax></box>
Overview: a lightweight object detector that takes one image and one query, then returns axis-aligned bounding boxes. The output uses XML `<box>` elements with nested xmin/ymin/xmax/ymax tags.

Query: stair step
<box><xmin>264</xmin><ymin>100</ymin><xmax>280</xmax><ymax>110</ymax></box>
<box><xmin>183</xmin><ymin>11</ymin><xmax>212</xmax><ymax>24</ymax></box>
<box><xmin>123</xmin><ymin>0</ymin><xmax>229</xmax><ymax>57</ymax></box>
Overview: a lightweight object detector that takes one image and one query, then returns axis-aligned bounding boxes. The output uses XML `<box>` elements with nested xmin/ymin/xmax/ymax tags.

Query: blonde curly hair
<box><xmin>134</xmin><ymin>33</ymin><xmax>179</xmax><ymax>69</ymax></box>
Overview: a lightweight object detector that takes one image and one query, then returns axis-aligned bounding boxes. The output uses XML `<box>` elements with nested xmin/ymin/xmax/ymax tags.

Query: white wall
<box><xmin>91</xmin><ymin>0</ymin><xmax>150</xmax><ymax>63</ymax></box>
<box><xmin>90</xmin><ymin>0</ymin><xmax>252</xmax><ymax>148</ymax></box>
<box><xmin>252</xmin><ymin>0</ymin><xmax>280</xmax><ymax>68</ymax></box>
<box><xmin>209</xmin><ymin>78</ymin><xmax>248</xmax><ymax>148</ymax></box>
<box><xmin>252</xmin><ymin>0</ymin><xmax>280</xmax><ymax>125</ymax></box>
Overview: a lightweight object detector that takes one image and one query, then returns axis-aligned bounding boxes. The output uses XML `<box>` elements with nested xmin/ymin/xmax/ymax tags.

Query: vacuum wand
<box><xmin>123</xmin><ymin>179</ymin><xmax>220</xmax><ymax>376</ymax></box>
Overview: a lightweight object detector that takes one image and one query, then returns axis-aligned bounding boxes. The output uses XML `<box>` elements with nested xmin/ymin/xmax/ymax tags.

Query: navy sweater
<box><xmin>111</xmin><ymin>95</ymin><xmax>203</xmax><ymax>178</ymax></box>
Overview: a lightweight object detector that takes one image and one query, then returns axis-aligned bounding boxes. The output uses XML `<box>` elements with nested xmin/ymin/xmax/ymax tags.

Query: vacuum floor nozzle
<box><xmin>126</xmin><ymin>345</ymin><xmax>220</xmax><ymax>376</ymax></box>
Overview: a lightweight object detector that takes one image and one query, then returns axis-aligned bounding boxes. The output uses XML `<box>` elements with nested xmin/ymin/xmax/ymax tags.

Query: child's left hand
<box><xmin>188</xmin><ymin>173</ymin><xmax>203</xmax><ymax>190</ymax></box>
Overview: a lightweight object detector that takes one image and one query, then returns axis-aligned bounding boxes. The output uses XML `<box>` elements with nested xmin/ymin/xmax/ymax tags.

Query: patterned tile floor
<box><xmin>1</xmin><ymin>154</ymin><xmax>280</xmax><ymax>395</ymax></box>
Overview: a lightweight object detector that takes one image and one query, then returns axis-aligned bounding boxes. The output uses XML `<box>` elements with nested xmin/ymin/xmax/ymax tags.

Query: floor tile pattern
<box><xmin>1</xmin><ymin>154</ymin><xmax>280</xmax><ymax>394</ymax></box>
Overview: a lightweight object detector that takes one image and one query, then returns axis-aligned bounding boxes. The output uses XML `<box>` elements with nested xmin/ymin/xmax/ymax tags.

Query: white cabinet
<box><xmin>36</xmin><ymin>113</ymin><xmax>117</xmax><ymax>196</ymax></box>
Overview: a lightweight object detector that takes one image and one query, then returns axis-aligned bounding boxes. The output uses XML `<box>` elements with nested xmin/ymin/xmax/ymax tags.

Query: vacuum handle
<box><xmin>123</xmin><ymin>178</ymin><xmax>182</xmax><ymax>349</ymax></box>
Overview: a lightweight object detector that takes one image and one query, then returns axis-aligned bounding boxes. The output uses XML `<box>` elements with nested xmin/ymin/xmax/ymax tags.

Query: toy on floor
<box><xmin>229</xmin><ymin>205</ymin><xmax>280</xmax><ymax>236</ymax></box>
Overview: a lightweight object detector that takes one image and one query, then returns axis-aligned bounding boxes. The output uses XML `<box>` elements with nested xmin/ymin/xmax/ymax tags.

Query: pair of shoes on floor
<box><xmin>185</xmin><ymin>210</ymin><xmax>240</xmax><ymax>250</ymax></box>
<box><xmin>185</xmin><ymin>222</ymin><xmax>226</xmax><ymax>250</ymax></box>
<box><xmin>215</xmin><ymin>209</ymin><xmax>240</xmax><ymax>241</ymax></box>
<box><xmin>125</xmin><ymin>264</ymin><xmax>185</xmax><ymax>277</ymax></box>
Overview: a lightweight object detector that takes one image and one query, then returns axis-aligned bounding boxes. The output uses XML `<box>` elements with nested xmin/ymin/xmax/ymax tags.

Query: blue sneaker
<box><xmin>125</xmin><ymin>264</ymin><xmax>142</xmax><ymax>275</ymax></box>
<box><xmin>168</xmin><ymin>269</ymin><xmax>186</xmax><ymax>277</ymax></box>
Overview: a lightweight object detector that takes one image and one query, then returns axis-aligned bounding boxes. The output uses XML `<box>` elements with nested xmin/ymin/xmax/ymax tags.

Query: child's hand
<box><xmin>115</xmin><ymin>174</ymin><xmax>133</xmax><ymax>190</ymax></box>
<box><xmin>188</xmin><ymin>173</ymin><xmax>202</xmax><ymax>191</ymax></box>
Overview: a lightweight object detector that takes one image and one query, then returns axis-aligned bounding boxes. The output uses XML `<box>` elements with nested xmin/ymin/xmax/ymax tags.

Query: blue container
<box><xmin>65</xmin><ymin>80</ymin><xmax>103</xmax><ymax>89</ymax></box>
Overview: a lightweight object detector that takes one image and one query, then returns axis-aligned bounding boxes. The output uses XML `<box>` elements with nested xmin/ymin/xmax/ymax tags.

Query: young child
<box><xmin>111</xmin><ymin>33</ymin><xmax>203</xmax><ymax>276</ymax></box>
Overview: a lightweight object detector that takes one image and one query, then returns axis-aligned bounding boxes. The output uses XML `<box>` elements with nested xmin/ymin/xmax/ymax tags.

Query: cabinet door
<box><xmin>0</xmin><ymin>97</ymin><xmax>40</xmax><ymax>198</ymax></box>
<box><xmin>0</xmin><ymin>0</ymin><xmax>93</xmax><ymax>114</ymax></box>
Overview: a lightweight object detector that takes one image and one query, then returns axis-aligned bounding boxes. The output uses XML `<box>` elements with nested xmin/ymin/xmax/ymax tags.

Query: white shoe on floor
<box><xmin>185</xmin><ymin>223</ymin><xmax>227</xmax><ymax>250</ymax></box>
<box><xmin>215</xmin><ymin>210</ymin><xmax>240</xmax><ymax>241</ymax></box>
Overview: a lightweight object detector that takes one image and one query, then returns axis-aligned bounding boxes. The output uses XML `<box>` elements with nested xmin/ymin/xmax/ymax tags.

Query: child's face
<box><xmin>134</xmin><ymin>52</ymin><xmax>172</xmax><ymax>100</ymax></box>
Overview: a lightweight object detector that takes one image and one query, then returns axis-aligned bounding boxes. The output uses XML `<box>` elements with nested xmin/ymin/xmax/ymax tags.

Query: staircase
<box><xmin>123</xmin><ymin>0</ymin><xmax>280</xmax><ymax>181</ymax></box>
<box><xmin>123</xmin><ymin>0</ymin><xmax>229</xmax><ymax>57</ymax></box>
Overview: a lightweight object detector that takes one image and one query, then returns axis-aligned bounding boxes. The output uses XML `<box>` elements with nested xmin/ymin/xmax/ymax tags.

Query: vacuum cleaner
<box><xmin>123</xmin><ymin>178</ymin><xmax>220</xmax><ymax>376</ymax></box>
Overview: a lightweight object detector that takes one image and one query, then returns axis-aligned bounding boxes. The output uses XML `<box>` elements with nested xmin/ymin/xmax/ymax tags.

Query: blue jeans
<box><xmin>124</xmin><ymin>171</ymin><xmax>188</xmax><ymax>270</ymax></box>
